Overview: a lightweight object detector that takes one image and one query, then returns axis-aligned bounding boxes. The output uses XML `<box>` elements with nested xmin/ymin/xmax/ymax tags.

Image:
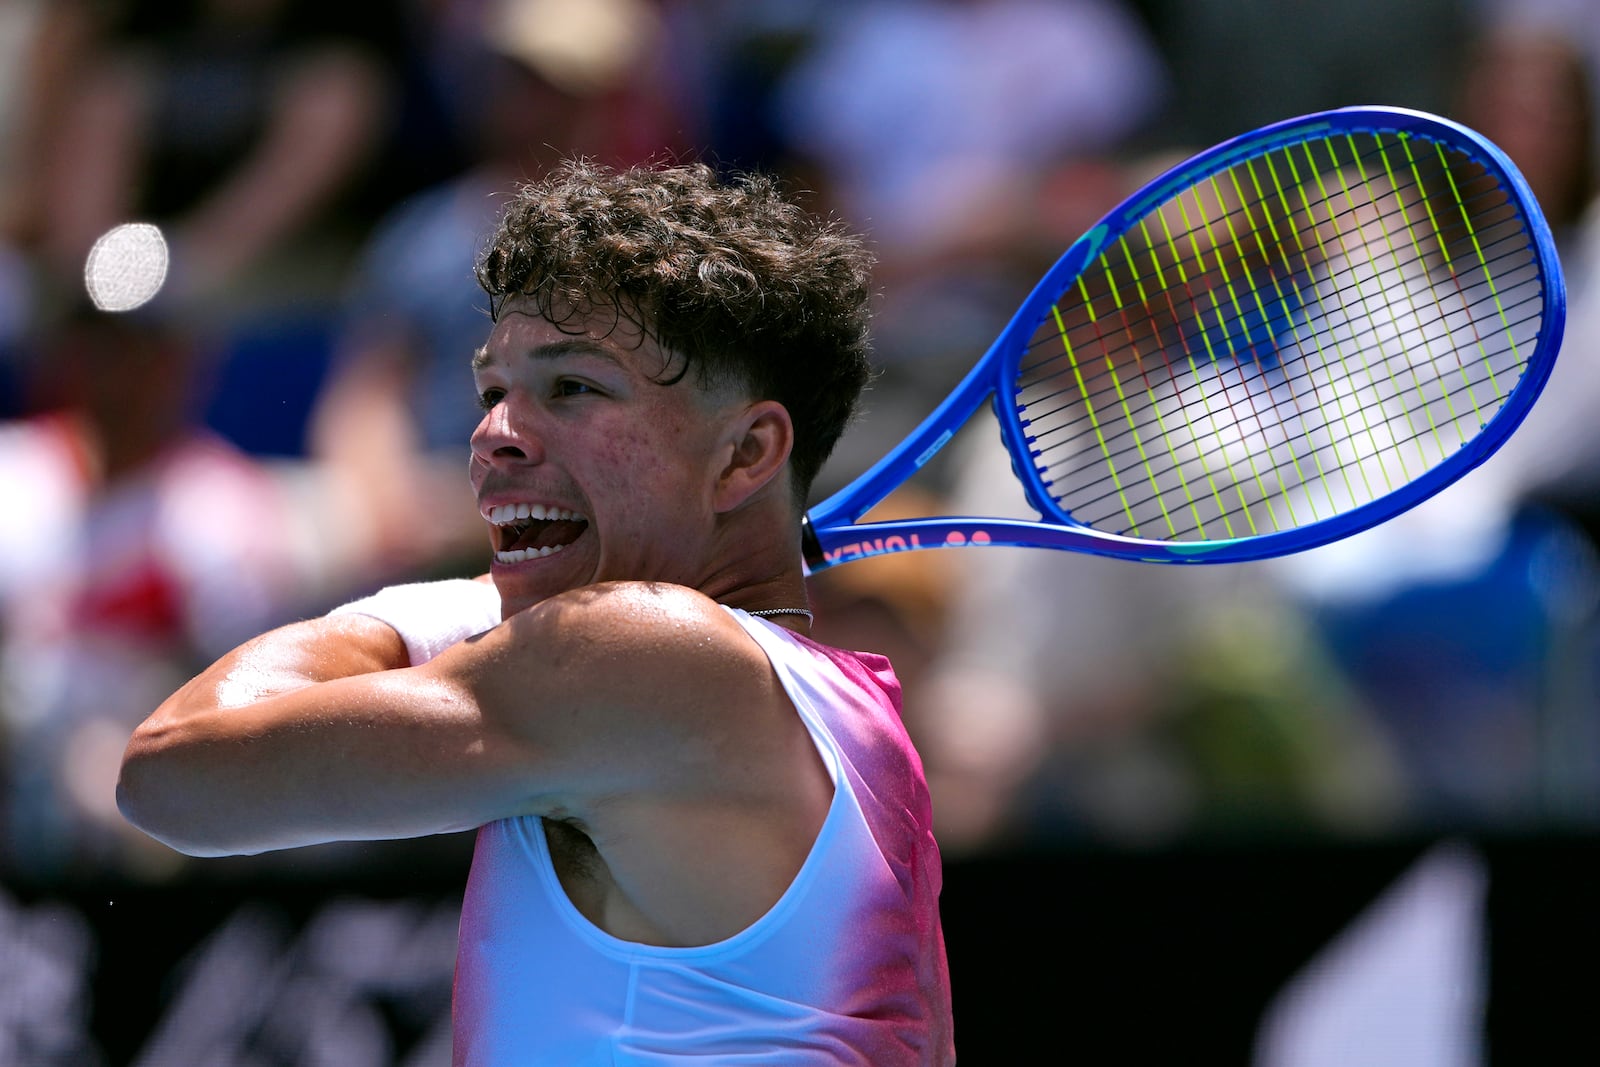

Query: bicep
<box><xmin>434</xmin><ymin>587</ymin><xmax>781</xmax><ymax>807</ymax></box>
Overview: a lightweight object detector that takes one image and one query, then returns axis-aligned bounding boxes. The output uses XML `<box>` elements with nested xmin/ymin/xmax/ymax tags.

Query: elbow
<box><xmin>114</xmin><ymin>751</ymin><xmax>186</xmax><ymax>855</ymax></box>
<box><xmin>113</xmin><ymin>771</ymin><xmax>170</xmax><ymax>852</ymax></box>
<box><xmin>116</xmin><ymin>737</ymin><xmax>240</xmax><ymax>858</ymax></box>
<box><xmin>115</xmin><ymin>734</ymin><xmax>159</xmax><ymax>834</ymax></box>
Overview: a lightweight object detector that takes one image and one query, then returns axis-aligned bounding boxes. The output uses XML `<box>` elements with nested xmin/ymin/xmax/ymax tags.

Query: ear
<box><xmin>712</xmin><ymin>400</ymin><xmax>794</xmax><ymax>514</ymax></box>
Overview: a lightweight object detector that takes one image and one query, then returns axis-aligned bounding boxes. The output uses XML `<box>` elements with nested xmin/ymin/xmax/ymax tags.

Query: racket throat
<box><xmin>800</xmin><ymin>514</ymin><xmax>826</xmax><ymax>573</ymax></box>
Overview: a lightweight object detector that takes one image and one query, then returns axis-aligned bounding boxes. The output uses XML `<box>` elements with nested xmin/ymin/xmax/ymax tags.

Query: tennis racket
<box><xmin>801</xmin><ymin>106</ymin><xmax>1565</xmax><ymax>572</ymax></box>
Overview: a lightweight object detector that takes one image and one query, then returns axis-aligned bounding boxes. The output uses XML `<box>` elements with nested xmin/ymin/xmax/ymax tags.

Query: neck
<box><xmin>703</xmin><ymin>573</ymin><xmax>812</xmax><ymax>624</ymax></box>
<box><xmin>697</xmin><ymin>504</ymin><xmax>810</xmax><ymax>613</ymax></box>
<box><xmin>699</xmin><ymin>565</ymin><xmax>812</xmax><ymax>633</ymax></box>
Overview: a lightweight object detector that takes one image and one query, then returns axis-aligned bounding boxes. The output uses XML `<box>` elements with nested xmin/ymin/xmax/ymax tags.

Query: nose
<box><xmin>469</xmin><ymin>399</ymin><xmax>544</xmax><ymax>470</ymax></box>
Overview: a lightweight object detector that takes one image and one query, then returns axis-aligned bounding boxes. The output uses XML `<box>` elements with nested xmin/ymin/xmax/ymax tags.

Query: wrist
<box><xmin>328</xmin><ymin>578</ymin><xmax>502</xmax><ymax>665</ymax></box>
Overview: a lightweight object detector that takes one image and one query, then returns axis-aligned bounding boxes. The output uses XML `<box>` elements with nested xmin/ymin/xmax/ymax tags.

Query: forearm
<box><xmin>202</xmin><ymin>612</ymin><xmax>410</xmax><ymax>706</ymax></box>
<box><xmin>118</xmin><ymin>579</ymin><xmax>506</xmax><ymax>855</ymax></box>
<box><xmin>126</xmin><ymin>576</ymin><xmax>498</xmax><ymax>742</ymax></box>
<box><xmin>117</xmin><ymin>671</ymin><xmax>516</xmax><ymax>857</ymax></box>
<box><xmin>117</xmin><ymin>613</ymin><xmax>411</xmax><ymax>853</ymax></box>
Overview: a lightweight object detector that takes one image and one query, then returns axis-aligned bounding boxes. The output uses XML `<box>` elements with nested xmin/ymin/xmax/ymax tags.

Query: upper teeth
<box><xmin>487</xmin><ymin>503</ymin><xmax>585</xmax><ymax>525</ymax></box>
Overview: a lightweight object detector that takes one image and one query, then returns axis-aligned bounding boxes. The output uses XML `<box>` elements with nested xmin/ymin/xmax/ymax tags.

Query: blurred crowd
<box><xmin>0</xmin><ymin>0</ymin><xmax>1598</xmax><ymax>885</ymax></box>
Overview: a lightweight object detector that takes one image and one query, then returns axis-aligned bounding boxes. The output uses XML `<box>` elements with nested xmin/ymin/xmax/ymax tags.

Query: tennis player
<box><xmin>118</xmin><ymin>160</ymin><xmax>955</xmax><ymax>1064</ymax></box>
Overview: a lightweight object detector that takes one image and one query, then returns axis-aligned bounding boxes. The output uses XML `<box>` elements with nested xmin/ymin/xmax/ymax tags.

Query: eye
<box><xmin>554</xmin><ymin>379</ymin><xmax>597</xmax><ymax>398</ymax></box>
<box><xmin>476</xmin><ymin>387</ymin><xmax>505</xmax><ymax>411</ymax></box>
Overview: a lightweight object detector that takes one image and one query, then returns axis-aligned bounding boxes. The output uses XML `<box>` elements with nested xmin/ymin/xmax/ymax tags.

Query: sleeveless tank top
<box><xmin>452</xmin><ymin>608</ymin><xmax>954</xmax><ymax>1064</ymax></box>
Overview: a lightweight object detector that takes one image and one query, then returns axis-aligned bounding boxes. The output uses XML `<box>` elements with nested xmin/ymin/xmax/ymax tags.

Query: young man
<box><xmin>118</xmin><ymin>161</ymin><xmax>956</xmax><ymax>1064</ymax></box>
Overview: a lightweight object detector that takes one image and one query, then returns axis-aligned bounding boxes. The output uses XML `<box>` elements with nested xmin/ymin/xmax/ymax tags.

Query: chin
<box><xmin>490</xmin><ymin>583</ymin><xmax>545</xmax><ymax>620</ymax></box>
<box><xmin>489</xmin><ymin>554</ymin><xmax>591</xmax><ymax>616</ymax></box>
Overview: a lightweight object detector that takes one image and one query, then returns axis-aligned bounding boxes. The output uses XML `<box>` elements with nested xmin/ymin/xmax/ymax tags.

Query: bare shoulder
<box><xmin>427</xmin><ymin>582</ymin><xmax>792</xmax><ymax>803</ymax></box>
<box><xmin>499</xmin><ymin>580</ymin><xmax>767</xmax><ymax>687</ymax></box>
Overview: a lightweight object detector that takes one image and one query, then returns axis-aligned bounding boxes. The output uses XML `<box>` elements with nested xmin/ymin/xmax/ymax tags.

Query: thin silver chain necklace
<box><xmin>745</xmin><ymin>607</ymin><xmax>814</xmax><ymax>628</ymax></box>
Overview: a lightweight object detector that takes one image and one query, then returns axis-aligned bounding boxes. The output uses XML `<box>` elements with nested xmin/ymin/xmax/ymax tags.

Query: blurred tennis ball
<box><xmin>84</xmin><ymin>222</ymin><xmax>169</xmax><ymax>312</ymax></box>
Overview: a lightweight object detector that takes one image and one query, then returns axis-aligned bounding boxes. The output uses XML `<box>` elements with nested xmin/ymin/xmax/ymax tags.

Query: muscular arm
<box><xmin>117</xmin><ymin>583</ymin><xmax>790</xmax><ymax>858</ymax></box>
<box><xmin>117</xmin><ymin>611</ymin><xmax>422</xmax><ymax>854</ymax></box>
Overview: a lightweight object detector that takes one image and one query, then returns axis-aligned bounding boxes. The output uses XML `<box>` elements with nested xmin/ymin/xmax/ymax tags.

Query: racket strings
<box><xmin>1017</xmin><ymin>207</ymin><xmax>1532</xmax><ymax>446</ymax></box>
<box><xmin>1016</xmin><ymin>185</ymin><xmax>1530</xmax><ymax>408</ymax></box>
<box><xmin>1020</xmin><ymin>274</ymin><xmax>1542</xmax><ymax>453</ymax></box>
<box><xmin>1013</xmin><ymin>129</ymin><xmax>1549</xmax><ymax>542</ymax></box>
<box><xmin>1024</xmin><ymin>278</ymin><xmax>1545</xmax><ymax>472</ymax></box>
<box><xmin>1017</xmin><ymin>265</ymin><xmax>1542</xmax><ymax>489</ymax></box>
<box><xmin>1052</xmin><ymin>349</ymin><xmax>1530</xmax><ymax>536</ymax></box>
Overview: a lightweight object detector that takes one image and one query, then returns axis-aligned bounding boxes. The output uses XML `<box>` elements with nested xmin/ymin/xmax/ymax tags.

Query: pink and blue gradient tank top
<box><xmin>452</xmin><ymin>609</ymin><xmax>955</xmax><ymax>1065</ymax></box>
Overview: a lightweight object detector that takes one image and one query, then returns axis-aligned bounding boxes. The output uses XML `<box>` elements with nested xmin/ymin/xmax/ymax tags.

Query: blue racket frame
<box><xmin>801</xmin><ymin>106</ymin><xmax>1566</xmax><ymax>573</ymax></box>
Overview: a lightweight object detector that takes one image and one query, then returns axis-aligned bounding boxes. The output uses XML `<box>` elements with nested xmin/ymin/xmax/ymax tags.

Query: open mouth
<box><xmin>487</xmin><ymin>503</ymin><xmax>589</xmax><ymax>563</ymax></box>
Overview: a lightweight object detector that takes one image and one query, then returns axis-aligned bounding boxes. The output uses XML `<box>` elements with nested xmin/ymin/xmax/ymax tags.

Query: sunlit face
<box><xmin>468</xmin><ymin>299</ymin><xmax>742</xmax><ymax>617</ymax></box>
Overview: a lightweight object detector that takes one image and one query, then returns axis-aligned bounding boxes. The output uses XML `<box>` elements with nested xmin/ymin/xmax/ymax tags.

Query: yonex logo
<box><xmin>821</xmin><ymin>530</ymin><xmax>993</xmax><ymax>565</ymax></box>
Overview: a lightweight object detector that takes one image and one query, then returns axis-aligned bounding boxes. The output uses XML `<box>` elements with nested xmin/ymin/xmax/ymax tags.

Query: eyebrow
<box><xmin>471</xmin><ymin>338</ymin><xmax>628</xmax><ymax>373</ymax></box>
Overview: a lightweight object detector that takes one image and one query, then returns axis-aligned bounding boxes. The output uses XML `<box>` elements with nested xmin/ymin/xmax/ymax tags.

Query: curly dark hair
<box><xmin>476</xmin><ymin>159</ymin><xmax>875</xmax><ymax>507</ymax></box>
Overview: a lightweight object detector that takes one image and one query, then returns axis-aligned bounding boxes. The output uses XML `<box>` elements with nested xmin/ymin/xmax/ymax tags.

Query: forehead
<box><xmin>472</xmin><ymin>303</ymin><xmax>675</xmax><ymax>378</ymax></box>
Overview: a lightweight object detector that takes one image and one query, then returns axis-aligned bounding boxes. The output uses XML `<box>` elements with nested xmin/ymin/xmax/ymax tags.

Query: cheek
<box><xmin>597</xmin><ymin>425</ymin><xmax>655</xmax><ymax>472</ymax></box>
<box><xmin>597</xmin><ymin>413</ymin><xmax>706</xmax><ymax>488</ymax></box>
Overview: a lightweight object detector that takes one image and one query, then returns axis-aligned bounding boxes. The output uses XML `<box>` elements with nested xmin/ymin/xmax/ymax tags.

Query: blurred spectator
<box><xmin>881</xmin><ymin>0</ymin><xmax>1537</xmax><ymax>853</ymax></box>
<box><xmin>1275</xmin><ymin>2</ymin><xmax>1600</xmax><ymax>829</ymax></box>
<box><xmin>671</xmin><ymin>0</ymin><xmax>835</xmax><ymax>178</ymax></box>
<box><xmin>0</xmin><ymin>0</ymin><xmax>414</xmax><ymax>469</ymax></box>
<box><xmin>307</xmin><ymin>0</ymin><xmax>689</xmax><ymax>582</ymax></box>
<box><xmin>30</xmin><ymin>0</ymin><xmax>391</xmax><ymax>324</ymax></box>
<box><xmin>0</xmin><ymin>303</ymin><xmax>338</xmax><ymax>880</ymax></box>
<box><xmin>775</xmin><ymin>0</ymin><xmax>1168</xmax><ymax>496</ymax></box>
<box><xmin>0</xmin><ymin>0</ymin><xmax>98</xmax><ymax>246</ymax></box>
<box><xmin>0</xmin><ymin>0</ymin><xmax>101</xmax><ymax>415</ymax></box>
<box><xmin>1280</xmin><ymin>9</ymin><xmax>1599</xmax><ymax>605</ymax></box>
<box><xmin>1504</xmin><ymin>12</ymin><xmax>1600</xmax><ymax>533</ymax></box>
<box><xmin>912</xmin><ymin>410</ymin><xmax>1407</xmax><ymax>855</ymax></box>
<box><xmin>1146</xmin><ymin>0</ymin><xmax>1470</xmax><ymax>147</ymax></box>
<box><xmin>775</xmin><ymin>0</ymin><xmax>1164</xmax><ymax>257</ymax></box>
<box><xmin>1458</xmin><ymin>3</ymin><xmax>1597</xmax><ymax>252</ymax></box>
<box><xmin>869</xmin><ymin>0</ymin><xmax>1600</xmax><ymax>856</ymax></box>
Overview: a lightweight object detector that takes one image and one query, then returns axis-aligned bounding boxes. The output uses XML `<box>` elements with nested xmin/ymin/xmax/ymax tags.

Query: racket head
<box><xmin>981</xmin><ymin>105</ymin><xmax>1565</xmax><ymax>563</ymax></box>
